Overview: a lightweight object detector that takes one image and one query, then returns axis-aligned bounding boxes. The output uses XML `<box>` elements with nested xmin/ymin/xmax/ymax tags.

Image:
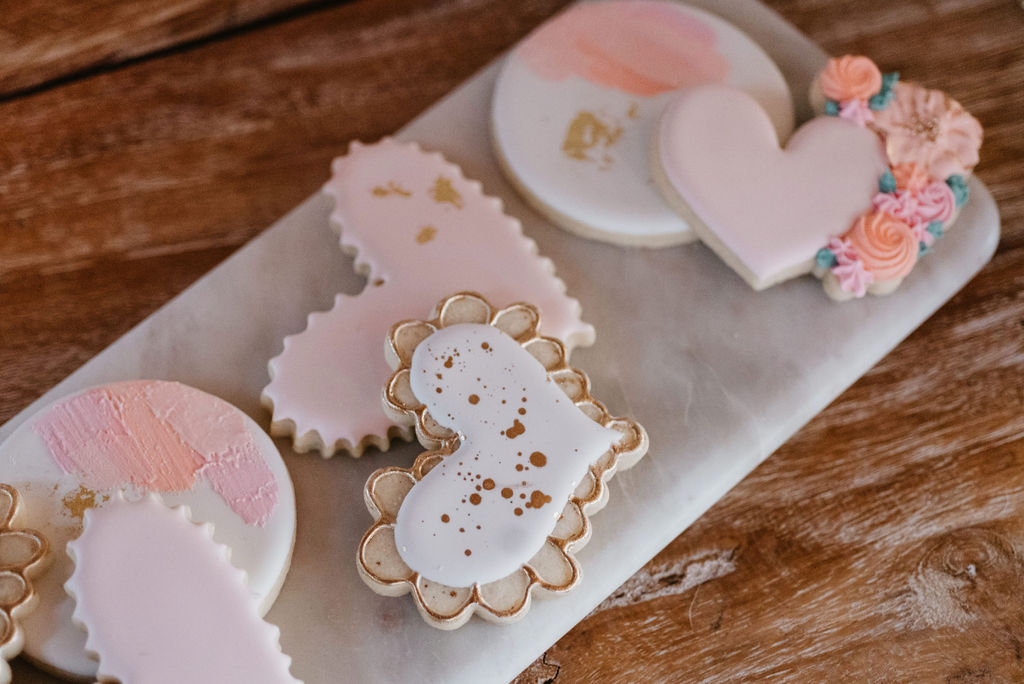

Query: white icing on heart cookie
<box><xmin>653</xmin><ymin>84</ymin><xmax>888</xmax><ymax>289</ymax></box>
<box><xmin>262</xmin><ymin>139</ymin><xmax>593</xmax><ymax>457</ymax></box>
<box><xmin>395</xmin><ymin>323</ymin><xmax>621</xmax><ymax>587</ymax></box>
<box><xmin>492</xmin><ymin>0</ymin><xmax>793</xmax><ymax>247</ymax></box>
<box><xmin>0</xmin><ymin>381</ymin><xmax>296</xmax><ymax>679</ymax></box>
<box><xmin>65</xmin><ymin>497</ymin><xmax>300</xmax><ymax>684</ymax></box>
<box><xmin>359</xmin><ymin>293</ymin><xmax>648</xmax><ymax>629</ymax></box>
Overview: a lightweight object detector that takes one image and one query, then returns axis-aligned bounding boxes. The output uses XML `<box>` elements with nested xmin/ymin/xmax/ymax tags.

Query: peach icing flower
<box><xmin>872</xmin><ymin>83</ymin><xmax>983</xmax><ymax>179</ymax></box>
<box><xmin>820</xmin><ymin>55</ymin><xmax>882</xmax><ymax>101</ymax></box>
<box><xmin>844</xmin><ymin>211</ymin><xmax>918</xmax><ymax>281</ymax></box>
<box><xmin>890</xmin><ymin>162</ymin><xmax>929</xmax><ymax>193</ymax></box>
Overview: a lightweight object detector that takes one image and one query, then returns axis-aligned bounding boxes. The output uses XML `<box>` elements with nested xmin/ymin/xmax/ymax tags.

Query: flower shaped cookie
<box><xmin>0</xmin><ymin>484</ymin><xmax>48</xmax><ymax>684</ymax></box>
<box><xmin>358</xmin><ymin>292</ymin><xmax>648</xmax><ymax>629</ymax></box>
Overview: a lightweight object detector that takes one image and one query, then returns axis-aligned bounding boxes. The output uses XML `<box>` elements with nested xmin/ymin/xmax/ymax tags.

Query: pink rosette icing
<box><xmin>844</xmin><ymin>211</ymin><xmax>918</xmax><ymax>282</ymax></box>
<box><xmin>913</xmin><ymin>180</ymin><xmax>956</xmax><ymax>225</ymax></box>
<box><xmin>872</xmin><ymin>190</ymin><xmax>919</xmax><ymax>225</ymax></box>
<box><xmin>820</xmin><ymin>55</ymin><xmax>882</xmax><ymax>102</ymax></box>
<box><xmin>838</xmin><ymin>98</ymin><xmax>875</xmax><ymax>127</ymax></box>
<box><xmin>827</xmin><ymin>236</ymin><xmax>875</xmax><ymax>297</ymax></box>
<box><xmin>833</xmin><ymin>256</ymin><xmax>875</xmax><ymax>297</ymax></box>
<box><xmin>891</xmin><ymin>162</ymin><xmax>929</xmax><ymax>193</ymax></box>
<box><xmin>872</xmin><ymin>82</ymin><xmax>983</xmax><ymax>179</ymax></box>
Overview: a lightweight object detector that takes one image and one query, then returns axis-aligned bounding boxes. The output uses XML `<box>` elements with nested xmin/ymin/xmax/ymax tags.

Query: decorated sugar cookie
<box><xmin>66</xmin><ymin>496</ymin><xmax>300</xmax><ymax>683</ymax></box>
<box><xmin>492</xmin><ymin>0</ymin><xmax>793</xmax><ymax>247</ymax></box>
<box><xmin>358</xmin><ymin>292</ymin><xmax>648</xmax><ymax>628</ymax></box>
<box><xmin>0</xmin><ymin>485</ymin><xmax>47</xmax><ymax>684</ymax></box>
<box><xmin>262</xmin><ymin>139</ymin><xmax>593</xmax><ymax>457</ymax></box>
<box><xmin>653</xmin><ymin>55</ymin><xmax>982</xmax><ymax>299</ymax></box>
<box><xmin>0</xmin><ymin>380</ymin><xmax>296</xmax><ymax>680</ymax></box>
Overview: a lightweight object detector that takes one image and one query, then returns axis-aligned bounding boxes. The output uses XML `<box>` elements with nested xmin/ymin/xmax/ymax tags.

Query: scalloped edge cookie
<box><xmin>261</xmin><ymin>138</ymin><xmax>594</xmax><ymax>458</ymax></box>
<box><xmin>357</xmin><ymin>292</ymin><xmax>648</xmax><ymax>629</ymax></box>
<box><xmin>0</xmin><ymin>484</ymin><xmax>48</xmax><ymax>684</ymax></box>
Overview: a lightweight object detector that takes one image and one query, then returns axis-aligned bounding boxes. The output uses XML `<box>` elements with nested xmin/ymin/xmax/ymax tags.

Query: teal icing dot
<box><xmin>946</xmin><ymin>175</ymin><xmax>969</xmax><ymax>207</ymax></box>
<box><xmin>878</xmin><ymin>169</ymin><xmax>898</xmax><ymax>194</ymax></box>
<box><xmin>927</xmin><ymin>221</ymin><xmax>944</xmax><ymax>240</ymax></box>
<box><xmin>881</xmin><ymin>72</ymin><xmax>900</xmax><ymax>92</ymax></box>
<box><xmin>816</xmin><ymin>248</ymin><xmax>838</xmax><ymax>269</ymax></box>
<box><xmin>869</xmin><ymin>90</ymin><xmax>894</xmax><ymax>111</ymax></box>
<box><xmin>825</xmin><ymin>100</ymin><xmax>840</xmax><ymax>117</ymax></box>
<box><xmin>919</xmin><ymin>241</ymin><xmax>931</xmax><ymax>255</ymax></box>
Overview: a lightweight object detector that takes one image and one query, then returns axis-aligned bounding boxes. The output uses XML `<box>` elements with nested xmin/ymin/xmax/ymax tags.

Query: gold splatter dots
<box><xmin>515</xmin><ymin>464</ymin><xmax>523</xmax><ymax>472</ymax></box>
<box><xmin>469</xmin><ymin>394</ymin><xmax>479</xmax><ymax>405</ymax></box>
<box><xmin>469</xmin><ymin>493</ymin><xmax>482</xmax><ymax>505</ymax></box>
<box><xmin>441</xmin><ymin>514</ymin><xmax>450</xmax><ymax>523</ymax></box>
<box><xmin>482</xmin><ymin>479</ymin><xmax>495</xmax><ymax>491</ymax></box>
<box><xmin>450</xmin><ymin>591</ymin><xmax>457</xmax><ymax>597</ymax></box>
<box><xmin>435</xmin><ymin>387</ymin><xmax>443</xmax><ymax>394</ymax></box>
<box><xmin>444</xmin><ymin>356</ymin><xmax>453</xmax><ymax>368</ymax></box>
<box><xmin>525</xmin><ymin>490</ymin><xmax>552</xmax><ymax>509</ymax></box>
<box><xmin>514</xmin><ymin>508</ymin><xmax>523</xmax><ymax>516</ymax></box>
<box><xmin>481</xmin><ymin>342</ymin><xmax>490</xmax><ymax>350</ymax></box>
<box><xmin>416</xmin><ymin>226</ymin><xmax>437</xmax><ymax>244</ymax></box>
<box><xmin>464</xmin><ymin>549</ymin><xmax>472</xmax><ymax>556</ymax></box>
<box><xmin>430</xmin><ymin>176</ymin><xmax>464</xmax><ymax>208</ymax></box>
<box><xmin>529</xmin><ymin>452</ymin><xmax>547</xmax><ymax>468</ymax></box>
<box><xmin>501</xmin><ymin>488</ymin><xmax>513</xmax><ymax>499</ymax></box>
<box><xmin>518</xmin><ymin>408</ymin><xmax>526</xmax><ymax>415</ymax></box>
<box><xmin>505</xmin><ymin>419</ymin><xmax>525</xmax><ymax>439</ymax></box>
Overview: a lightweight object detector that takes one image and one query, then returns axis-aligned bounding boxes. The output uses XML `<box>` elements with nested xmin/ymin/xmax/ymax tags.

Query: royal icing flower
<box><xmin>913</xmin><ymin>180</ymin><xmax>956</xmax><ymax>226</ymax></box>
<box><xmin>833</xmin><ymin>255</ymin><xmax>875</xmax><ymax>298</ymax></box>
<box><xmin>872</xmin><ymin>190</ymin><xmax>919</xmax><ymax>226</ymax></box>
<box><xmin>820</xmin><ymin>55</ymin><xmax>883</xmax><ymax>102</ymax></box>
<box><xmin>873</xmin><ymin>83</ymin><xmax>983</xmax><ymax>179</ymax></box>
<box><xmin>844</xmin><ymin>211</ymin><xmax>918</xmax><ymax>282</ymax></box>
<box><xmin>838</xmin><ymin>98</ymin><xmax>874</xmax><ymax>127</ymax></box>
<box><xmin>891</xmin><ymin>162</ymin><xmax>930</xmax><ymax>193</ymax></box>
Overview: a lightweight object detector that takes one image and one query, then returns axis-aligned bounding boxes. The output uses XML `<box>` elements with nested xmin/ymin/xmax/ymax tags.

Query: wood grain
<box><xmin>0</xmin><ymin>0</ymin><xmax>326</xmax><ymax>97</ymax></box>
<box><xmin>0</xmin><ymin>0</ymin><xmax>1021</xmax><ymax>681</ymax></box>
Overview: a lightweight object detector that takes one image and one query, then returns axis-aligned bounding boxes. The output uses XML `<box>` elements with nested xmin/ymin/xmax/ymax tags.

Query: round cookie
<box><xmin>0</xmin><ymin>380</ymin><xmax>296</xmax><ymax>680</ymax></box>
<box><xmin>491</xmin><ymin>0</ymin><xmax>794</xmax><ymax>247</ymax></box>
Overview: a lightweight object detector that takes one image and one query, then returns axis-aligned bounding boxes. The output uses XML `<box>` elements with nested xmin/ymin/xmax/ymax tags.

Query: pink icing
<box><xmin>34</xmin><ymin>381</ymin><xmax>277</xmax><ymax>526</ymax></box>
<box><xmin>872</xmin><ymin>190</ymin><xmax>919</xmax><ymax>226</ymax></box>
<box><xmin>657</xmin><ymin>85</ymin><xmax>888</xmax><ymax>287</ymax></box>
<box><xmin>66</xmin><ymin>497</ymin><xmax>299</xmax><ymax>683</ymax></box>
<box><xmin>838</xmin><ymin>98</ymin><xmax>875</xmax><ymax>127</ymax></box>
<box><xmin>872</xmin><ymin>82</ymin><xmax>983</xmax><ymax>179</ymax></box>
<box><xmin>833</xmin><ymin>255</ymin><xmax>875</xmax><ymax>297</ymax></box>
<box><xmin>913</xmin><ymin>180</ymin><xmax>956</xmax><ymax>225</ymax></box>
<box><xmin>263</xmin><ymin>139</ymin><xmax>592</xmax><ymax>452</ymax></box>
<box><xmin>516</xmin><ymin>0</ymin><xmax>729</xmax><ymax>96</ymax></box>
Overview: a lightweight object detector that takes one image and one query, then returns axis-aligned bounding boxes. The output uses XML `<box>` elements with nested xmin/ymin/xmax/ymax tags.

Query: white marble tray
<box><xmin>7</xmin><ymin>1</ymin><xmax>1000</xmax><ymax>682</ymax></box>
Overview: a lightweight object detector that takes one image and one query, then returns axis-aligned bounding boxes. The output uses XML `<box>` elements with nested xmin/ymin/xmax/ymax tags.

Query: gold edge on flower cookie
<box><xmin>362</xmin><ymin>292</ymin><xmax>648</xmax><ymax>628</ymax></box>
<box><xmin>0</xmin><ymin>484</ymin><xmax>49</xmax><ymax>684</ymax></box>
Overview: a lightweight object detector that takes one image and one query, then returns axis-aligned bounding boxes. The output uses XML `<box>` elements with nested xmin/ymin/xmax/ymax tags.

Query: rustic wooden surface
<box><xmin>1</xmin><ymin>0</ymin><xmax>1021</xmax><ymax>681</ymax></box>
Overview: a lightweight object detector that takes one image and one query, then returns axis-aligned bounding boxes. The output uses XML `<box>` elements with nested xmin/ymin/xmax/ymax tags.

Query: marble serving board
<box><xmin>7</xmin><ymin>1</ymin><xmax>1000</xmax><ymax>682</ymax></box>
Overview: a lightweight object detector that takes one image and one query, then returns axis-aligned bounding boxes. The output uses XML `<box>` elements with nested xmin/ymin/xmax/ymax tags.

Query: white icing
<box><xmin>0</xmin><ymin>382</ymin><xmax>296</xmax><ymax>679</ymax></box>
<box><xmin>66</xmin><ymin>497</ymin><xmax>300</xmax><ymax>683</ymax></box>
<box><xmin>395</xmin><ymin>324</ymin><xmax>620</xmax><ymax>587</ymax></box>
<box><xmin>491</xmin><ymin>1</ymin><xmax>794</xmax><ymax>246</ymax></box>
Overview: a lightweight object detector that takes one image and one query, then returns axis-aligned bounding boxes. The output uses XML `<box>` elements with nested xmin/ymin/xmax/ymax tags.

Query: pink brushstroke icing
<box><xmin>34</xmin><ymin>381</ymin><xmax>277</xmax><ymax>526</ymax></box>
<box><xmin>517</xmin><ymin>1</ymin><xmax>729</xmax><ymax>96</ymax></box>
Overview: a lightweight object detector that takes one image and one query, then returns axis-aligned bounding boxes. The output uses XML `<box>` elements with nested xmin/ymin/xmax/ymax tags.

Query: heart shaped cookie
<box><xmin>653</xmin><ymin>84</ymin><xmax>888</xmax><ymax>290</ymax></box>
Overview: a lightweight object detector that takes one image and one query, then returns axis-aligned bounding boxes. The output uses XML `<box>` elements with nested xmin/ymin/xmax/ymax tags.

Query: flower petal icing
<box><xmin>820</xmin><ymin>55</ymin><xmax>882</xmax><ymax>102</ymax></box>
<box><xmin>844</xmin><ymin>211</ymin><xmax>918</xmax><ymax>281</ymax></box>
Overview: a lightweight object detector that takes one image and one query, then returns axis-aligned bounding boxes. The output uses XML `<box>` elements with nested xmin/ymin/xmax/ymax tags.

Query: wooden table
<box><xmin>2</xmin><ymin>1</ymin><xmax>1022</xmax><ymax>681</ymax></box>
